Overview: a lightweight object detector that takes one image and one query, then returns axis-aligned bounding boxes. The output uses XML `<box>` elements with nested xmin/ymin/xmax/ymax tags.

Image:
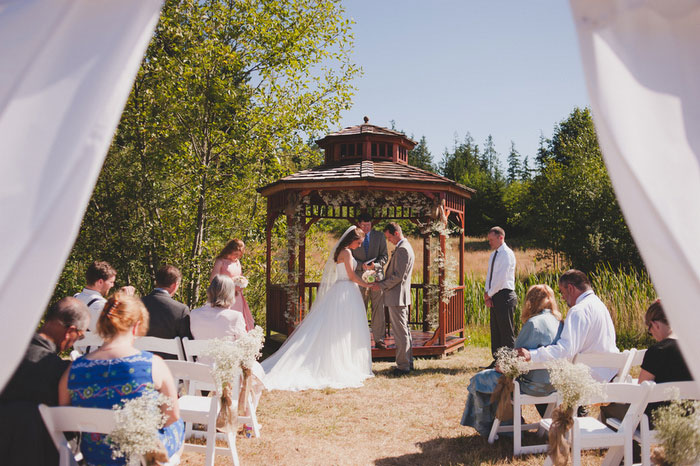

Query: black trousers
<box><xmin>490</xmin><ymin>289</ymin><xmax>517</xmax><ymax>357</ymax></box>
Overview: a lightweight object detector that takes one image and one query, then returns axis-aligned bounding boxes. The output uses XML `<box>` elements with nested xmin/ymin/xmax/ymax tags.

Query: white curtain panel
<box><xmin>0</xmin><ymin>0</ymin><xmax>162</xmax><ymax>391</ymax></box>
<box><xmin>569</xmin><ymin>0</ymin><xmax>700</xmax><ymax>383</ymax></box>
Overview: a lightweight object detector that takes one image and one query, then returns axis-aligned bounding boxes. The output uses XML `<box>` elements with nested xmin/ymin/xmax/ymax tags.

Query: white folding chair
<box><xmin>181</xmin><ymin>337</ymin><xmax>261</xmax><ymax>438</ymax></box>
<box><xmin>488</xmin><ymin>361</ymin><xmax>562</xmax><ymax>455</ymax></box>
<box><xmin>621</xmin><ymin>348</ymin><xmax>646</xmax><ymax>384</ymax></box>
<box><xmin>72</xmin><ymin>332</ymin><xmax>103</xmax><ymax>355</ymax></box>
<box><xmin>134</xmin><ymin>336</ymin><xmax>185</xmax><ymax>360</ymax></box>
<box><xmin>164</xmin><ymin>360</ymin><xmax>239</xmax><ymax>466</ymax></box>
<box><xmin>39</xmin><ymin>405</ymin><xmax>179</xmax><ymax>466</ymax></box>
<box><xmin>573</xmin><ymin>350</ymin><xmax>635</xmax><ymax>383</ymax></box>
<box><xmin>541</xmin><ymin>382</ymin><xmax>653</xmax><ymax>466</ymax></box>
<box><xmin>605</xmin><ymin>380</ymin><xmax>700</xmax><ymax>466</ymax></box>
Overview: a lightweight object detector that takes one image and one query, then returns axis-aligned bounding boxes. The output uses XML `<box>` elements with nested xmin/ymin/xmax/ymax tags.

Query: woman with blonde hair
<box><xmin>210</xmin><ymin>238</ymin><xmax>255</xmax><ymax>331</ymax></box>
<box><xmin>461</xmin><ymin>284</ymin><xmax>563</xmax><ymax>436</ymax></box>
<box><xmin>58</xmin><ymin>293</ymin><xmax>184</xmax><ymax>465</ymax></box>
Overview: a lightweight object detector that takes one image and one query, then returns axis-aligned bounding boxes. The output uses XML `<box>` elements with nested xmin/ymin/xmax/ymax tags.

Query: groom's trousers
<box><xmin>388</xmin><ymin>305</ymin><xmax>413</xmax><ymax>371</ymax></box>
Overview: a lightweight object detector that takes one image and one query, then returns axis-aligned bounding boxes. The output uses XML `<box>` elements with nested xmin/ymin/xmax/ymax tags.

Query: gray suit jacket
<box><xmin>351</xmin><ymin>229</ymin><xmax>388</xmax><ymax>279</ymax></box>
<box><xmin>379</xmin><ymin>239</ymin><xmax>415</xmax><ymax>307</ymax></box>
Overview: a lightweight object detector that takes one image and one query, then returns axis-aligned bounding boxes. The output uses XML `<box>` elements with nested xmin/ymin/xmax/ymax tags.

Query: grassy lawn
<box><xmin>180</xmin><ymin>346</ymin><xmax>607</xmax><ymax>465</ymax></box>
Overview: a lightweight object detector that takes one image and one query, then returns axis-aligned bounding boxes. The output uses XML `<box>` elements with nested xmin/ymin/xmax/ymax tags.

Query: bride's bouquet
<box><xmin>232</xmin><ymin>276</ymin><xmax>249</xmax><ymax>289</ymax></box>
<box><xmin>362</xmin><ymin>270</ymin><xmax>377</xmax><ymax>283</ymax></box>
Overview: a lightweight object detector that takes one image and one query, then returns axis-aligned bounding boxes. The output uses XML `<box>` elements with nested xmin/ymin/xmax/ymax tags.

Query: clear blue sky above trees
<box><xmin>339</xmin><ymin>0</ymin><xmax>590</xmax><ymax>165</ymax></box>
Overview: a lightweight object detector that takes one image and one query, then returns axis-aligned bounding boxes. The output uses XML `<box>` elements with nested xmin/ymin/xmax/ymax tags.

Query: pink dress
<box><xmin>210</xmin><ymin>258</ymin><xmax>255</xmax><ymax>331</ymax></box>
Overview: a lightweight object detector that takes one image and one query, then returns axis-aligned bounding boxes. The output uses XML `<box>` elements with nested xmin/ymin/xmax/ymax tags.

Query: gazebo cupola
<box><xmin>317</xmin><ymin>116</ymin><xmax>416</xmax><ymax>165</ymax></box>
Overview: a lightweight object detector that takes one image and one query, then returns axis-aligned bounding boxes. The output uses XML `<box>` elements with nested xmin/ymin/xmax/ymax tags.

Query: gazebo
<box><xmin>258</xmin><ymin>118</ymin><xmax>475</xmax><ymax>358</ymax></box>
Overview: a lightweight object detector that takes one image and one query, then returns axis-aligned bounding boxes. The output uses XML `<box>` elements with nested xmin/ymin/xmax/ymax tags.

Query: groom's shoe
<box><xmin>391</xmin><ymin>367</ymin><xmax>410</xmax><ymax>376</ymax></box>
<box><xmin>375</xmin><ymin>341</ymin><xmax>387</xmax><ymax>350</ymax></box>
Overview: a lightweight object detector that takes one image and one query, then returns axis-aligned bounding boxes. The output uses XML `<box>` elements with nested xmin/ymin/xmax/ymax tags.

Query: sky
<box><xmin>337</xmin><ymin>1</ymin><xmax>590</xmax><ymax>168</ymax></box>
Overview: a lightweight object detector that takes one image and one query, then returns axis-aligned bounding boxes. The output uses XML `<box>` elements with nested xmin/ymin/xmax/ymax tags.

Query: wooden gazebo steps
<box><xmin>371</xmin><ymin>331</ymin><xmax>465</xmax><ymax>359</ymax></box>
<box><xmin>262</xmin><ymin>331</ymin><xmax>465</xmax><ymax>361</ymax></box>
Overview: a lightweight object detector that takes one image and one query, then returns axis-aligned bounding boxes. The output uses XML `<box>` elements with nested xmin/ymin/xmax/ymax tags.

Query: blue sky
<box><xmin>338</xmin><ymin>1</ymin><xmax>590</xmax><ymax>168</ymax></box>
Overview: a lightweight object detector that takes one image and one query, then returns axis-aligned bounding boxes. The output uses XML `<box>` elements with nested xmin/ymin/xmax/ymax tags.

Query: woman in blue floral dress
<box><xmin>461</xmin><ymin>284</ymin><xmax>564</xmax><ymax>436</ymax></box>
<box><xmin>58</xmin><ymin>293</ymin><xmax>184</xmax><ymax>465</ymax></box>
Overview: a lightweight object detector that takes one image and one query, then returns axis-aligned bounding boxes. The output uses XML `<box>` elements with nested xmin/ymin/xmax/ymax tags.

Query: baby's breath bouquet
<box><xmin>202</xmin><ymin>326</ymin><xmax>265</xmax><ymax>432</ymax></box>
<box><xmin>546</xmin><ymin>359</ymin><xmax>604</xmax><ymax>466</ymax></box>
<box><xmin>652</xmin><ymin>398</ymin><xmax>700</xmax><ymax>465</ymax></box>
<box><xmin>108</xmin><ymin>390</ymin><xmax>171</xmax><ymax>465</ymax></box>
<box><xmin>491</xmin><ymin>347</ymin><xmax>530</xmax><ymax>422</ymax></box>
<box><xmin>233</xmin><ymin>276</ymin><xmax>249</xmax><ymax>289</ymax></box>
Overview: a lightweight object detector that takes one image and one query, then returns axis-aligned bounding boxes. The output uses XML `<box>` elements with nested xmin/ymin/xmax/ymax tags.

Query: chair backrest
<box><xmin>597</xmin><ymin>382</ymin><xmax>654</xmax><ymax>433</ymax></box>
<box><xmin>164</xmin><ymin>359</ymin><xmax>218</xmax><ymax>395</ymax></box>
<box><xmin>73</xmin><ymin>332</ymin><xmax>104</xmax><ymax>354</ymax></box>
<box><xmin>181</xmin><ymin>337</ymin><xmax>212</xmax><ymax>362</ymax></box>
<box><xmin>38</xmin><ymin>405</ymin><xmax>118</xmax><ymax>466</ymax></box>
<box><xmin>134</xmin><ymin>336</ymin><xmax>184</xmax><ymax>360</ymax></box>
<box><xmin>646</xmin><ymin>380</ymin><xmax>700</xmax><ymax>404</ymax></box>
<box><xmin>573</xmin><ymin>350</ymin><xmax>633</xmax><ymax>382</ymax></box>
<box><xmin>630</xmin><ymin>348</ymin><xmax>646</xmax><ymax>367</ymax></box>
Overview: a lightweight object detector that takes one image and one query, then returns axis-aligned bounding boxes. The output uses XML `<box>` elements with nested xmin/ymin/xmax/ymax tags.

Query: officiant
<box><xmin>352</xmin><ymin>212</ymin><xmax>389</xmax><ymax>349</ymax></box>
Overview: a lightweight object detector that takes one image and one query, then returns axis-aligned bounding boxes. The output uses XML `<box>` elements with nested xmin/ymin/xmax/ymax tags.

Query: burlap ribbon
<box><xmin>490</xmin><ymin>375</ymin><xmax>515</xmax><ymax>422</ymax></box>
<box><xmin>548</xmin><ymin>405</ymin><xmax>574</xmax><ymax>466</ymax></box>
<box><xmin>143</xmin><ymin>439</ymin><xmax>169</xmax><ymax>465</ymax></box>
<box><xmin>216</xmin><ymin>383</ymin><xmax>237</xmax><ymax>433</ymax></box>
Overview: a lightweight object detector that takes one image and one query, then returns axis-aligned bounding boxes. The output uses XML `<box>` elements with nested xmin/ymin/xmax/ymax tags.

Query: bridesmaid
<box><xmin>210</xmin><ymin>239</ymin><xmax>254</xmax><ymax>331</ymax></box>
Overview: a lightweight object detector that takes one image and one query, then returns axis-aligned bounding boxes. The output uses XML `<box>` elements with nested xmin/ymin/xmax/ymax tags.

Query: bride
<box><xmin>261</xmin><ymin>226</ymin><xmax>374</xmax><ymax>391</ymax></box>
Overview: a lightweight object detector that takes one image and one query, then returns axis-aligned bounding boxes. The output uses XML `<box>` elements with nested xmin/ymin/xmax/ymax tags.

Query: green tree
<box><xmin>506</xmin><ymin>141</ymin><xmax>521</xmax><ymax>183</ymax></box>
<box><xmin>408</xmin><ymin>135</ymin><xmax>435</xmax><ymax>172</ymax></box>
<box><xmin>524</xmin><ymin>107</ymin><xmax>642</xmax><ymax>270</ymax></box>
<box><xmin>55</xmin><ymin>0</ymin><xmax>360</xmax><ymax>315</ymax></box>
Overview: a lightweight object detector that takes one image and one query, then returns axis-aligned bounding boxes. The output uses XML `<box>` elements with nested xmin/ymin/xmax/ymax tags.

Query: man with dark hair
<box><xmin>74</xmin><ymin>260</ymin><xmax>134</xmax><ymax>332</ymax></box>
<box><xmin>351</xmin><ymin>212</ymin><xmax>389</xmax><ymax>349</ymax></box>
<box><xmin>0</xmin><ymin>297</ymin><xmax>90</xmax><ymax>465</ymax></box>
<box><xmin>483</xmin><ymin>226</ymin><xmax>517</xmax><ymax>368</ymax></box>
<box><xmin>371</xmin><ymin>222</ymin><xmax>415</xmax><ymax>374</ymax></box>
<box><xmin>142</xmin><ymin>265</ymin><xmax>192</xmax><ymax>356</ymax></box>
<box><xmin>518</xmin><ymin>269</ymin><xmax>619</xmax><ymax>381</ymax></box>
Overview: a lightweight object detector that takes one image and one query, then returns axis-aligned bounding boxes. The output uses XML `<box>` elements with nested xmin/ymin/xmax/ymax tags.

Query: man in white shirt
<box><xmin>518</xmin><ymin>269</ymin><xmax>619</xmax><ymax>382</ymax></box>
<box><xmin>483</xmin><ymin>226</ymin><xmax>517</xmax><ymax>368</ymax></box>
<box><xmin>74</xmin><ymin>261</ymin><xmax>134</xmax><ymax>332</ymax></box>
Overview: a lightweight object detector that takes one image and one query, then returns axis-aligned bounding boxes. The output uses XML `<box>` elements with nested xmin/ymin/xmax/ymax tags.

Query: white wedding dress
<box><xmin>261</xmin><ymin>253</ymin><xmax>374</xmax><ymax>391</ymax></box>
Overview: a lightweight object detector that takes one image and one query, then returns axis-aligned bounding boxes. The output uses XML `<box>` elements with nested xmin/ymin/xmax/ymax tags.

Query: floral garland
<box><xmin>490</xmin><ymin>347</ymin><xmax>530</xmax><ymax>422</ymax></box>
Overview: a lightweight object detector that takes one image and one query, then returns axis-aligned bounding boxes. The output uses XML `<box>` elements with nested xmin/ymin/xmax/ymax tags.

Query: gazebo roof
<box><xmin>315</xmin><ymin>123</ymin><xmax>416</xmax><ymax>145</ymax></box>
<box><xmin>258</xmin><ymin>160</ymin><xmax>475</xmax><ymax>198</ymax></box>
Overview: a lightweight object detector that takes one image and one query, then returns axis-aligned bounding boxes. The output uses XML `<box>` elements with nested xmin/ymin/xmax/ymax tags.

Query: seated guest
<box><xmin>59</xmin><ymin>293</ymin><xmax>184</xmax><ymax>465</ymax></box>
<box><xmin>142</xmin><ymin>264</ymin><xmax>192</xmax><ymax>358</ymax></box>
<box><xmin>0</xmin><ymin>297</ymin><xmax>89</xmax><ymax>466</ymax></box>
<box><xmin>191</xmin><ymin>275</ymin><xmax>265</xmax><ymax>413</ymax></box>
<box><xmin>518</xmin><ymin>269</ymin><xmax>619</xmax><ymax>382</ymax></box>
<box><xmin>602</xmin><ymin>299</ymin><xmax>693</xmax><ymax>425</ymax></box>
<box><xmin>461</xmin><ymin>284</ymin><xmax>563</xmax><ymax>436</ymax></box>
<box><xmin>74</xmin><ymin>260</ymin><xmax>135</xmax><ymax>332</ymax></box>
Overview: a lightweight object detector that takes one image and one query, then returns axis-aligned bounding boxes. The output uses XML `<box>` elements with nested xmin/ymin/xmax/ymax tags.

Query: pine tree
<box><xmin>506</xmin><ymin>141</ymin><xmax>521</xmax><ymax>183</ymax></box>
<box><xmin>408</xmin><ymin>135</ymin><xmax>435</xmax><ymax>172</ymax></box>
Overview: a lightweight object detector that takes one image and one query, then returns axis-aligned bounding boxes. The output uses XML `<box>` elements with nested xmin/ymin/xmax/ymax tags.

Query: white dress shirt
<box><xmin>484</xmin><ymin>242</ymin><xmax>516</xmax><ymax>297</ymax></box>
<box><xmin>190</xmin><ymin>303</ymin><xmax>247</xmax><ymax>341</ymax></box>
<box><xmin>73</xmin><ymin>288</ymin><xmax>106</xmax><ymax>332</ymax></box>
<box><xmin>529</xmin><ymin>289</ymin><xmax>619</xmax><ymax>381</ymax></box>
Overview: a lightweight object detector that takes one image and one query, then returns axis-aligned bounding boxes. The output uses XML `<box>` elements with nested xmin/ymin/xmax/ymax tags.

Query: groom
<box><xmin>371</xmin><ymin>222</ymin><xmax>415</xmax><ymax>375</ymax></box>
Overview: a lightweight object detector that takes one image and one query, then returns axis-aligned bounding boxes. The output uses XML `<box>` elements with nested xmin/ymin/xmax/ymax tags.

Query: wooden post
<box><xmin>439</xmin><ymin>230</ymin><xmax>446</xmax><ymax>346</ymax></box>
<box><xmin>265</xmin><ymin>212</ymin><xmax>274</xmax><ymax>337</ymax></box>
<box><xmin>423</xmin><ymin>232</ymin><xmax>430</xmax><ymax>332</ymax></box>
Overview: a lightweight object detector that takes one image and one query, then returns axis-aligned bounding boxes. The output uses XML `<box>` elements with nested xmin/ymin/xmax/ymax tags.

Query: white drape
<box><xmin>0</xmin><ymin>0</ymin><xmax>162</xmax><ymax>391</ymax></box>
<box><xmin>569</xmin><ymin>0</ymin><xmax>700</xmax><ymax>383</ymax></box>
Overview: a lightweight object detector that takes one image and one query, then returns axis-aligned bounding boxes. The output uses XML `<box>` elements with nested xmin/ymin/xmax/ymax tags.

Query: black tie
<box><xmin>488</xmin><ymin>250</ymin><xmax>498</xmax><ymax>289</ymax></box>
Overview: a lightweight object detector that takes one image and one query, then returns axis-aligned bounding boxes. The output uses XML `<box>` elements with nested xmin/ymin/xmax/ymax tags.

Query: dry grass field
<box><xmin>180</xmin><ymin>346</ymin><xmax>607</xmax><ymax>466</ymax></box>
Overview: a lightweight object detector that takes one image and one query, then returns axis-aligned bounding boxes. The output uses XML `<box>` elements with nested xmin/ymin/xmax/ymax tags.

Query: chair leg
<box><xmin>226</xmin><ymin>431</ymin><xmax>239</xmax><ymax>466</ymax></box>
<box><xmin>204</xmin><ymin>422</ymin><xmax>216</xmax><ymax>466</ymax></box>
<box><xmin>514</xmin><ymin>409</ymin><xmax>522</xmax><ymax>455</ymax></box>
<box><xmin>488</xmin><ymin>418</ymin><xmax>500</xmax><ymax>444</ymax></box>
<box><xmin>247</xmin><ymin>395</ymin><xmax>261</xmax><ymax>438</ymax></box>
